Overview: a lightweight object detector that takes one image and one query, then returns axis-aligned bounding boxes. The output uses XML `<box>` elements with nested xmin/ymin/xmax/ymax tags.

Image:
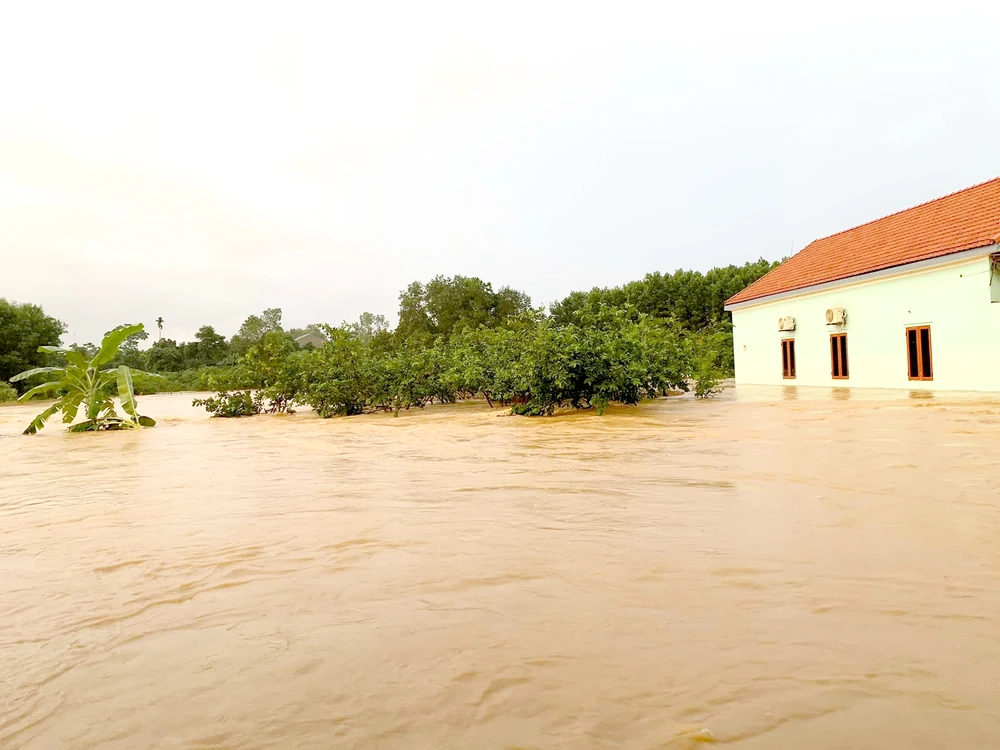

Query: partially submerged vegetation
<box><xmin>192</xmin><ymin>391</ymin><xmax>270</xmax><ymax>418</ymax></box>
<box><xmin>6</xmin><ymin>261</ymin><xmax>774</xmax><ymax>429</ymax></box>
<box><xmin>283</xmin><ymin>307</ymin><xmax>692</xmax><ymax>417</ymax></box>
<box><xmin>8</xmin><ymin>325</ymin><xmax>159</xmax><ymax>434</ymax></box>
<box><xmin>186</xmin><ymin>269</ymin><xmax>769</xmax><ymax>419</ymax></box>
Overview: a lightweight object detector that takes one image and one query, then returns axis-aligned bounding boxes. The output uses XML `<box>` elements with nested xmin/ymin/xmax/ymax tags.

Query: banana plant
<box><xmin>9</xmin><ymin>323</ymin><xmax>160</xmax><ymax>434</ymax></box>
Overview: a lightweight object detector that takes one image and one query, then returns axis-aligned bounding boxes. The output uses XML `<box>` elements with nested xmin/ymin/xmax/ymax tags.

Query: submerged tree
<box><xmin>9</xmin><ymin>324</ymin><xmax>160</xmax><ymax>434</ymax></box>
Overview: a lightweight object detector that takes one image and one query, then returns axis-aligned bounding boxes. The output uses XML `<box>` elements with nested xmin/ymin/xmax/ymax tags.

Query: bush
<box><xmin>0</xmin><ymin>382</ymin><xmax>18</xmax><ymax>403</ymax></box>
<box><xmin>693</xmin><ymin>372</ymin><xmax>723</xmax><ymax>399</ymax></box>
<box><xmin>192</xmin><ymin>391</ymin><xmax>264</xmax><ymax>418</ymax></box>
<box><xmin>197</xmin><ymin>303</ymin><xmax>720</xmax><ymax>420</ymax></box>
<box><xmin>294</xmin><ymin>307</ymin><xmax>694</xmax><ymax>418</ymax></box>
<box><xmin>458</xmin><ymin>307</ymin><xmax>691</xmax><ymax>415</ymax></box>
<box><xmin>688</xmin><ymin>327</ymin><xmax>728</xmax><ymax>398</ymax></box>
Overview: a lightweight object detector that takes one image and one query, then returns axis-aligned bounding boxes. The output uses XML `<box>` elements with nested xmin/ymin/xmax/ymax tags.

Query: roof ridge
<box><xmin>804</xmin><ymin>176</ymin><xmax>1000</xmax><ymax>248</ymax></box>
<box><xmin>725</xmin><ymin>177</ymin><xmax>1000</xmax><ymax>306</ymax></box>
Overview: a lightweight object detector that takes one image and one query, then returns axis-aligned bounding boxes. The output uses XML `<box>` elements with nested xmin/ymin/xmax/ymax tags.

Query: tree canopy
<box><xmin>397</xmin><ymin>275</ymin><xmax>534</xmax><ymax>340</ymax></box>
<box><xmin>549</xmin><ymin>258</ymin><xmax>777</xmax><ymax>329</ymax></box>
<box><xmin>0</xmin><ymin>299</ymin><xmax>66</xmax><ymax>391</ymax></box>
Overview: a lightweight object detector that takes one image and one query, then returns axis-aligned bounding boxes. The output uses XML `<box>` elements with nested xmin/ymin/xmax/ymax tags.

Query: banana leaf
<box><xmin>117</xmin><ymin>366</ymin><xmax>137</xmax><ymax>418</ymax></box>
<box><xmin>23</xmin><ymin>404</ymin><xmax>61</xmax><ymax>435</ymax></box>
<box><xmin>9</xmin><ymin>367</ymin><xmax>64</xmax><ymax>383</ymax></box>
<box><xmin>92</xmin><ymin>324</ymin><xmax>144</xmax><ymax>368</ymax></box>
<box><xmin>18</xmin><ymin>381</ymin><xmax>64</xmax><ymax>401</ymax></box>
<box><xmin>60</xmin><ymin>392</ymin><xmax>86</xmax><ymax>424</ymax></box>
<box><xmin>38</xmin><ymin>346</ymin><xmax>88</xmax><ymax>368</ymax></box>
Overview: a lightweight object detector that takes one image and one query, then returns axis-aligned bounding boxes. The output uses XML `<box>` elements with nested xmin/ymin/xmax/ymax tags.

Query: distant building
<box><xmin>724</xmin><ymin>178</ymin><xmax>1000</xmax><ymax>391</ymax></box>
<box><xmin>294</xmin><ymin>332</ymin><xmax>326</xmax><ymax>349</ymax></box>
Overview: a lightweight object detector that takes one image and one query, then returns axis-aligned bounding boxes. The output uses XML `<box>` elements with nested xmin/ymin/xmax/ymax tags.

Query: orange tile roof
<box><xmin>726</xmin><ymin>177</ymin><xmax>1000</xmax><ymax>306</ymax></box>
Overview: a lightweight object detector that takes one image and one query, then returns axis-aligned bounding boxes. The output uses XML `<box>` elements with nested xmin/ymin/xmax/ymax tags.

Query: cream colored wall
<box><xmin>731</xmin><ymin>253</ymin><xmax>1000</xmax><ymax>391</ymax></box>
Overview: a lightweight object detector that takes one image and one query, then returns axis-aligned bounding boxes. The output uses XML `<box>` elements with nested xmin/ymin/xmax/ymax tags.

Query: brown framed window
<box><xmin>830</xmin><ymin>333</ymin><xmax>849</xmax><ymax>379</ymax></box>
<box><xmin>906</xmin><ymin>326</ymin><xmax>933</xmax><ymax>380</ymax></box>
<box><xmin>781</xmin><ymin>339</ymin><xmax>796</xmax><ymax>379</ymax></box>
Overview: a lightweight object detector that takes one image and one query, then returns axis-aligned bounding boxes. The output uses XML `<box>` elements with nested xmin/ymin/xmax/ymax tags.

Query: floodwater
<box><xmin>2</xmin><ymin>388</ymin><xmax>1000</xmax><ymax>749</ymax></box>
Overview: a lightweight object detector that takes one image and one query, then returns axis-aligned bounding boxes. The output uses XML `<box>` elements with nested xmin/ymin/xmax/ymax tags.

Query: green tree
<box><xmin>70</xmin><ymin>342</ymin><xmax>99</xmax><ymax>359</ymax></box>
<box><xmin>145</xmin><ymin>339</ymin><xmax>185</xmax><ymax>372</ymax></box>
<box><xmin>397</xmin><ymin>276</ymin><xmax>533</xmax><ymax>339</ymax></box>
<box><xmin>231</xmin><ymin>308</ymin><xmax>285</xmax><ymax>356</ymax></box>
<box><xmin>549</xmin><ymin>258</ymin><xmax>777</xmax><ymax>329</ymax></box>
<box><xmin>194</xmin><ymin>325</ymin><xmax>229</xmax><ymax>366</ymax></box>
<box><xmin>341</xmin><ymin>313</ymin><xmax>389</xmax><ymax>343</ymax></box>
<box><xmin>548</xmin><ymin>259</ymin><xmax>778</xmax><ymax>376</ymax></box>
<box><xmin>0</xmin><ymin>299</ymin><xmax>66</xmax><ymax>392</ymax></box>
<box><xmin>108</xmin><ymin>327</ymin><xmax>149</xmax><ymax>369</ymax></box>
<box><xmin>243</xmin><ymin>330</ymin><xmax>301</xmax><ymax>412</ymax></box>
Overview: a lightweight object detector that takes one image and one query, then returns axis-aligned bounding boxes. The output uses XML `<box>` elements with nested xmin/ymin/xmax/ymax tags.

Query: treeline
<box><xmin>64</xmin><ymin>308</ymin><xmax>321</xmax><ymax>375</ymax></box>
<box><xmin>550</xmin><ymin>259</ymin><xmax>777</xmax><ymax>329</ymax></box>
<box><xmin>3</xmin><ymin>260</ymin><xmax>775</xmax><ymax>413</ymax></box>
<box><xmin>550</xmin><ymin>258</ymin><xmax>778</xmax><ymax>373</ymax></box>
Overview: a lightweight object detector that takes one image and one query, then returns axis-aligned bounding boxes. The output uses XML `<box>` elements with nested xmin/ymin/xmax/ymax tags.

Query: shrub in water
<box><xmin>192</xmin><ymin>391</ymin><xmax>264</xmax><ymax>418</ymax></box>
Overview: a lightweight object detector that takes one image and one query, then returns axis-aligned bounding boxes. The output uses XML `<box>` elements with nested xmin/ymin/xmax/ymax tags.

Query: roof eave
<box><xmin>724</xmin><ymin>244</ymin><xmax>998</xmax><ymax>312</ymax></box>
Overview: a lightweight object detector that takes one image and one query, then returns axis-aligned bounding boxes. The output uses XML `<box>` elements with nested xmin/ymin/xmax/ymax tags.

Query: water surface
<box><xmin>2</xmin><ymin>389</ymin><xmax>1000</xmax><ymax>748</ymax></box>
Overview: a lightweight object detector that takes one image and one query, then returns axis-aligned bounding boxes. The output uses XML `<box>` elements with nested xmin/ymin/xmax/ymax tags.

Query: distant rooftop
<box><xmin>726</xmin><ymin>177</ymin><xmax>1000</xmax><ymax>306</ymax></box>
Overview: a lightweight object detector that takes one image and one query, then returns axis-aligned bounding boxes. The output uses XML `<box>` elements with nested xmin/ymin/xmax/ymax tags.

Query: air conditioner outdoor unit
<box><xmin>778</xmin><ymin>316</ymin><xmax>796</xmax><ymax>331</ymax></box>
<box><xmin>825</xmin><ymin>307</ymin><xmax>846</xmax><ymax>325</ymax></box>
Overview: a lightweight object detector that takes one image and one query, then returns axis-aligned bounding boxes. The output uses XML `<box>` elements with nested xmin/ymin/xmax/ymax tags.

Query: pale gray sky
<box><xmin>2</xmin><ymin>1</ymin><xmax>999</xmax><ymax>344</ymax></box>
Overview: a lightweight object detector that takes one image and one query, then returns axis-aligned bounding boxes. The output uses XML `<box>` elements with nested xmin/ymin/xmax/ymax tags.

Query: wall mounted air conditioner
<box><xmin>825</xmin><ymin>307</ymin><xmax>846</xmax><ymax>325</ymax></box>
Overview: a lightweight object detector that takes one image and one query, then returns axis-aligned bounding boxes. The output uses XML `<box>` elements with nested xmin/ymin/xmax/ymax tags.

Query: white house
<box><xmin>724</xmin><ymin>178</ymin><xmax>1000</xmax><ymax>392</ymax></box>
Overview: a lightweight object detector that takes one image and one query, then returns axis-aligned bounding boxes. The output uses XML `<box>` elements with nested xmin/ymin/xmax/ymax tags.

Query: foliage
<box><xmin>693</xmin><ymin>374</ymin><xmax>723</xmax><ymax>399</ymax></box>
<box><xmin>295</xmin><ymin>305</ymin><xmax>691</xmax><ymax>418</ymax></box>
<box><xmin>0</xmin><ymin>382</ymin><xmax>18</xmax><ymax>403</ymax></box>
<box><xmin>192</xmin><ymin>391</ymin><xmax>264</xmax><ymax>418</ymax></box>
<box><xmin>0</xmin><ymin>299</ymin><xmax>66</xmax><ymax>392</ymax></box>
<box><xmin>549</xmin><ymin>259</ymin><xmax>777</xmax><ymax>377</ymax></box>
<box><xmin>70</xmin><ymin>342</ymin><xmax>99</xmax><ymax>359</ymax></box>
<box><xmin>243</xmin><ymin>330</ymin><xmax>301</xmax><ymax>412</ymax></box>
<box><xmin>689</xmin><ymin>325</ymin><xmax>729</xmax><ymax>398</ymax></box>
<box><xmin>144</xmin><ymin>338</ymin><xmax>186</xmax><ymax>372</ymax></box>
<box><xmin>231</xmin><ymin>307</ymin><xmax>284</xmax><ymax>357</ymax></box>
<box><xmin>397</xmin><ymin>275</ymin><xmax>534</xmax><ymax>339</ymax></box>
<box><xmin>191</xmin><ymin>329</ymin><xmax>302</xmax><ymax>417</ymax></box>
<box><xmin>340</xmin><ymin>313</ymin><xmax>388</xmax><ymax>343</ymax></box>
<box><xmin>9</xmin><ymin>324</ymin><xmax>159</xmax><ymax>434</ymax></box>
<box><xmin>550</xmin><ymin>259</ymin><xmax>777</xmax><ymax>330</ymax></box>
<box><xmin>126</xmin><ymin>365</ymin><xmax>247</xmax><ymax>395</ymax></box>
<box><xmin>109</xmin><ymin>327</ymin><xmax>149</xmax><ymax>369</ymax></box>
<box><xmin>299</xmin><ymin>328</ymin><xmax>377</xmax><ymax>417</ymax></box>
<box><xmin>187</xmin><ymin>272</ymin><xmax>739</xmax><ymax>419</ymax></box>
<box><xmin>10</xmin><ymin>260</ymin><xmax>765</xmax><ymax>422</ymax></box>
<box><xmin>193</xmin><ymin>325</ymin><xmax>229</xmax><ymax>365</ymax></box>
<box><xmin>481</xmin><ymin>307</ymin><xmax>690</xmax><ymax>416</ymax></box>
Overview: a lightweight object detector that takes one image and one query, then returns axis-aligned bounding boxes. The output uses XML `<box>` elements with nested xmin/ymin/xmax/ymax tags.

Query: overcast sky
<box><xmin>2</xmin><ymin>1</ymin><xmax>999</xmax><ymax>344</ymax></box>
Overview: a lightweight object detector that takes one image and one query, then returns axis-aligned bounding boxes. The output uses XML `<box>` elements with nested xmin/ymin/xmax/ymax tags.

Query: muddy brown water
<box><xmin>2</xmin><ymin>388</ymin><xmax>1000</xmax><ymax>748</ymax></box>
